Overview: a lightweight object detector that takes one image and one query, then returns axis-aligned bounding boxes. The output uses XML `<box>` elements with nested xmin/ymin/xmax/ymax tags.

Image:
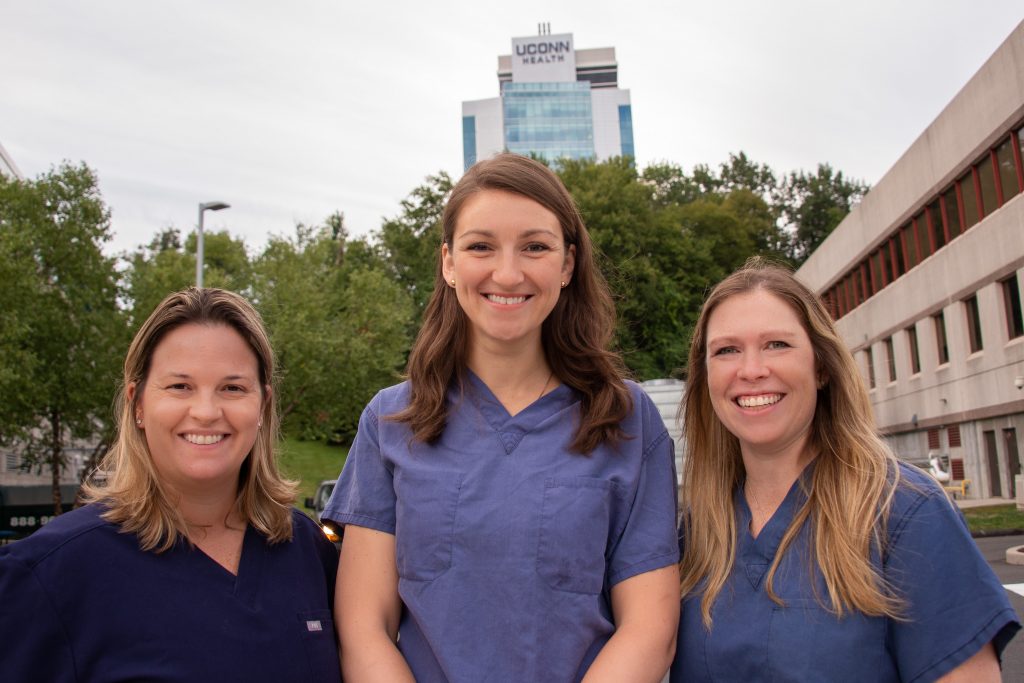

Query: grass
<box><xmin>278</xmin><ymin>437</ymin><xmax>348</xmax><ymax>509</ymax></box>
<box><xmin>961</xmin><ymin>504</ymin><xmax>1024</xmax><ymax>534</ymax></box>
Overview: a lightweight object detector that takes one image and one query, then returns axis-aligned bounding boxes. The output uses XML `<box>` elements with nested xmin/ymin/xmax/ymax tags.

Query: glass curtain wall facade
<box><xmin>502</xmin><ymin>82</ymin><xmax>595</xmax><ymax>163</ymax></box>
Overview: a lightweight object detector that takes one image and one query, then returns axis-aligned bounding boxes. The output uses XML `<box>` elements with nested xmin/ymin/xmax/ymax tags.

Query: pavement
<box><xmin>956</xmin><ymin>496</ymin><xmax>1015</xmax><ymax>510</ymax></box>
<box><xmin>972</xmin><ymin>533</ymin><xmax>1024</xmax><ymax>680</ymax></box>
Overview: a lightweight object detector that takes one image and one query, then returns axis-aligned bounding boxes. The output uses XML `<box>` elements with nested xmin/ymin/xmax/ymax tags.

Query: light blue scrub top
<box><xmin>672</xmin><ymin>463</ymin><xmax>1019</xmax><ymax>682</ymax></box>
<box><xmin>324</xmin><ymin>373</ymin><xmax>679</xmax><ymax>682</ymax></box>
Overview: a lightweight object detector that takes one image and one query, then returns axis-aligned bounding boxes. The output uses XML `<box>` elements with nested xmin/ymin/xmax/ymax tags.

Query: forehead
<box><xmin>454</xmin><ymin>189</ymin><xmax>561</xmax><ymax>238</ymax></box>
<box><xmin>149</xmin><ymin>323</ymin><xmax>258</xmax><ymax>374</ymax></box>
<box><xmin>706</xmin><ymin>289</ymin><xmax>808</xmax><ymax>338</ymax></box>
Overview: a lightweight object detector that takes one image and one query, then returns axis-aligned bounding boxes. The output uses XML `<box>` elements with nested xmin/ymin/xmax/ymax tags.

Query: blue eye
<box><xmin>712</xmin><ymin>346</ymin><xmax>738</xmax><ymax>356</ymax></box>
<box><xmin>767</xmin><ymin>340</ymin><xmax>791</xmax><ymax>350</ymax></box>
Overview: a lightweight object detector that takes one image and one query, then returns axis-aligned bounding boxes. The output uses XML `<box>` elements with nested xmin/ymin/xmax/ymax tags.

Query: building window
<box><xmin>959</xmin><ymin>171</ymin><xmax>980</xmax><ymax>230</ymax></box>
<box><xmin>941</xmin><ymin>186</ymin><xmax>962</xmax><ymax>240</ymax></box>
<box><xmin>978</xmin><ymin>153</ymin><xmax>999</xmax><ymax>217</ymax></box>
<box><xmin>618</xmin><ymin>105</ymin><xmax>634</xmax><ymax>159</ymax></box>
<box><xmin>928</xmin><ymin>199</ymin><xmax>946</xmax><ymax>250</ymax></box>
<box><xmin>1003</xmin><ymin>274</ymin><xmax>1024</xmax><ymax>339</ymax></box>
<box><xmin>995</xmin><ymin>136</ymin><xmax>1021</xmax><ymax>203</ymax></box>
<box><xmin>865</xmin><ymin>347</ymin><xmax>876</xmax><ymax>389</ymax></box>
<box><xmin>934</xmin><ymin>312</ymin><xmax>949</xmax><ymax>365</ymax></box>
<box><xmin>462</xmin><ymin>116</ymin><xmax>477</xmax><ymax>171</ymax></box>
<box><xmin>906</xmin><ymin>324</ymin><xmax>921</xmax><ymax>374</ymax></box>
<box><xmin>964</xmin><ymin>295</ymin><xmax>983</xmax><ymax>353</ymax></box>
<box><xmin>884</xmin><ymin>337</ymin><xmax>897</xmax><ymax>382</ymax></box>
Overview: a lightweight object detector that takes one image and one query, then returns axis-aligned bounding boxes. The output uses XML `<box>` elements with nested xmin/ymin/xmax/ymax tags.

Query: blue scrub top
<box><xmin>671</xmin><ymin>463</ymin><xmax>1020</xmax><ymax>683</ymax></box>
<box><xmin>0</xmin><ymin>504</ymin><xmax>342</xmax><ymax>683</ymax></box>
<box><xmin>324</xmin><ymin>373</ymin><xmax>679</xmax><ymax>682</ymax></box>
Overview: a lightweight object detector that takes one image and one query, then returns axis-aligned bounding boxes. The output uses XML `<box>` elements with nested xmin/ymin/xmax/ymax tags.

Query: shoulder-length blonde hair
<box><xmin>679</xmin><ymin>256</ymin><xmax>903</xmax><ymax>627</ymax></box>
<box><xmin>82</xmin><ymin>287</ymin><xmax>296</xmax><ymax>552</ymax></box>
<box><xmin>391</xmin><ymin>153</ymin><xmax>631</xmax><ymax>454</ymax></box>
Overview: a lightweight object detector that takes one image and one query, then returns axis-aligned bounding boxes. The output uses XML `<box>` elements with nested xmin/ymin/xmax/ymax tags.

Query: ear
<box><xmin>562</xmin><ymin>243</ymin><xmax>576</xmax><ymax>283</ymax></box>
<box><xmin>127</xmin><ymin>382</ymin><xmax>143</xmax><ymax>426</ymax></box>
<box><xmin>441</xmin><ymin>242</ymin><xmax>455</xmax><ymax>285</ymax></box>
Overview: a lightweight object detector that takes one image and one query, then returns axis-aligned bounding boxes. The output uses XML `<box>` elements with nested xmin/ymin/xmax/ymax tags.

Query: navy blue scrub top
<box><xmin>671</xmin><ymin>463</ymin><xmax>1020</xmax><ymax>682</ymax></box>
<box><xmin>0</xmin><ymin>504</ymin><xmax>341</xmax><ymax>683</ymax></box>
<box><xmin>324</xmin><ymin>373</ymin><xmax>680</xmax><ymax>682</ymax></box>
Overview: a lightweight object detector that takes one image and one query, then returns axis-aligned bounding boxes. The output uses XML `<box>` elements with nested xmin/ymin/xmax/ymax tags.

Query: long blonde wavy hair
<box><xmin>82</xmin><ymin>288</ymin><xmax>296</xmax><ymax>552</ymax></box>
<box><xmin>679</xmin><ymin>257</ymin><xmax>904</xmax><ymax>627</ymax></box>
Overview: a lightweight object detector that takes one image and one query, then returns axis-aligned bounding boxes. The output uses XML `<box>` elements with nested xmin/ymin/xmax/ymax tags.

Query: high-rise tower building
<box><xmin>461</xmin><ymin>27</ymin><xmax>634</xmax><ymax>171</ymax></box>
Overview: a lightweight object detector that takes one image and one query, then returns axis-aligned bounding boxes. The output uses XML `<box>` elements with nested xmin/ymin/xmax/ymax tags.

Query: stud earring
<box><xmin>450</xmin><ymin>278</ymin><xmax>456</xmax><ymax>287</ymax></box>
<box><xmin>135</xmin><ymin>416</ymin><xmax>143</xmax><ymax>426</ymax></box>
<box><xmin>560</xmin><ymin>281</ymin><xmax>568</xmax><ymax>289</ymax></box>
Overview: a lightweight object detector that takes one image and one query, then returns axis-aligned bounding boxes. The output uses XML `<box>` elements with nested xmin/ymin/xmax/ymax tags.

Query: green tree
<box><xmin>0</xmin><ymin>164</ymin><xmax>125</xmax><ymax>512</ymax></box>
<box><xmin>373</xmin><ymin>172</ymin><xmax>452</xmax><ymax>318</ymax></box>
<box><xmin>253</xmin><ymin>218</ymin><xmax>413</xmax><ymax>443</ymax></box>
<box><xmin>779</xmin><ymin>164</ymin><xmax>869</xmax><ymax>264</ymax></box>
<box><xmin>126</xmin><ymin>228</ymin><xmax>253</xmax><ymax>330</ymax></box>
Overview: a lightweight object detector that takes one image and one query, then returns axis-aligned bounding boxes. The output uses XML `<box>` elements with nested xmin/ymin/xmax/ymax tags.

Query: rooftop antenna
<box><xmin>538</xmin><ymin>22</ymin><xmax>550</xmax><ymax>35</ymax></box>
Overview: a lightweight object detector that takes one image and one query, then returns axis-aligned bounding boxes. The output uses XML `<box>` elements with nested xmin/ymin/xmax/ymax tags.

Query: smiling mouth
<box><xmin>182</xmin><ymin>434</ymin><xmax>226</xmax><ymax>445</ymax></box>
<box><xmin>485</xmin><ymin>294</ymin><xmax>529</xmax><ymax>305</ymax></box>
<box><xmin>736</xmin><ymin>394</ymin><xmax>782</xmax><ymax>408</ymax></box>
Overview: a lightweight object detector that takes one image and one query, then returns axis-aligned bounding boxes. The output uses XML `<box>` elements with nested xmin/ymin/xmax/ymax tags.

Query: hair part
<box><xmin>392</xmin><ymin>153</ymin><xmax>631</xmax><ymax>453</ymax></box>
<box><xmin>81</xmin><ymin>287</ymin><xmax>296</xmax><ymax>552</ymax></box>
<box><xmin>678</xmin><ymin>256</ymin><xmax>904</xmax><ymax>627</ymax></box>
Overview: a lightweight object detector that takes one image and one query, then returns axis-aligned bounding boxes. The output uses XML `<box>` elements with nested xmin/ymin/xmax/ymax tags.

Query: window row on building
<box><xmin>825</xmin><ymin>121</ymin><xmax>1024</xmax><ymax>321</ymax></box>
<box><xmin>863</xmin><ymin>273</ymin><xmax>1024</xmax><ymax>389</ymax></box>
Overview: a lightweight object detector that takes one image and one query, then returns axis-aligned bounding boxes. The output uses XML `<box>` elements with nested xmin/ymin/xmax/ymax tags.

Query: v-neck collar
<box><xmin>455</xmin><ymin>369</ymin><xmax>574</xmax><ymax>454</ymax></box>
<box><xmin>736</xmin><ymin>463</ymin><xmax>814</xmax><ymax>589</ymax></box>
<box><xmin>184</xmin><ymin>523</ymin><xmax>266</xmax><ymax>605</ymax></box>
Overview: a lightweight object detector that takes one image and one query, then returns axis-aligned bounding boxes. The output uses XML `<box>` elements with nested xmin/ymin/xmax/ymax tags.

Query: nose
<box><xmin>737</xmin><ymin>350</ymin><xmax>769</xmax><ymax>381</ymax></box>
<box><xmin>491</xmin><ymin>251</ymin><xmax>524</xmax><ymax>288</ymax></box>
<box><xmin>189</xmin><ymin>389</ymin><xmax>222</xmax><ymax>422</ymax></box>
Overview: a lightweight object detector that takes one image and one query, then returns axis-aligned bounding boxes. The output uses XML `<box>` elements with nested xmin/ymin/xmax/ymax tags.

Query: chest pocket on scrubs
<box><xmin>766</xmin><ymin>598</ymin><xmax>885</xmax><ymax>681</ymax></box>
<box><xmin>394</xmin><ymin>469</ymin><xmax>464</xmax><ymax>581</ymax></box>
<box><xmin>297</xmin><ymin>609</ymin><xmax>342</xmax><ymax>682</ymax></box>
<box><xmin>537</xmin><ymin>476</ymin><xmax>621</xmax><ymax>594</ymax></box>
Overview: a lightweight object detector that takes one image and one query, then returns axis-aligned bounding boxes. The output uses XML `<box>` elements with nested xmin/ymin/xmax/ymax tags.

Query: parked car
<box><xmin>304</xmin><ymin>479</ymin><xmax>340</xmax><ymax>544</ymax></box>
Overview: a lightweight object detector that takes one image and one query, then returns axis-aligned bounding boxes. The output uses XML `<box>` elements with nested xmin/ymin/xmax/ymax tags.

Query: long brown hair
<box><xmin>679</xmin><ymin>257</ymin><xmax>904</xmax><ymax>626</ymax></box>
<box><xmin>82</xmin><ymin>288</ymin><xmax>296</xmax><ymax>551</ymax></box>
<box><xmin>392</xmin><ymin>153</ymin><xmax>631</xmax><ymax>453</ymax></box>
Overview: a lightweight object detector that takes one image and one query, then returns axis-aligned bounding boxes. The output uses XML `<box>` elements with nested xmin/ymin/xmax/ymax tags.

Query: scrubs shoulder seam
<box><xmin>10</xmin><ymin>553</ymin><xmax>81</xmax><ymax>680</ymax></box>
<box><xmin>640</xmin><ymin>428</ymin><xmax>670</xmax><ymax>461</ymax></box>
<box><xmin>607</xmin><ymin>550</ymin><xmax>680</xmax><ymax>587</ymax></box>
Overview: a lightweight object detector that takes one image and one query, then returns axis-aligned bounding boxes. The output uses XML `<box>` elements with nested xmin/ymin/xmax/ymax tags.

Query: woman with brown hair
<box><xmin>671</xmin><ymin>257</ymin><xmax>1018</xmax><ymax>682</ymax></box>
<box><xmin>325</xmin><ymin>153</ymin><xmax>680</xmax><ymax>681</ymax></box>
<box><xmin>0</xmin><ymin>288</ymin><xmax>341</xmax><ymax>682</ymax></box>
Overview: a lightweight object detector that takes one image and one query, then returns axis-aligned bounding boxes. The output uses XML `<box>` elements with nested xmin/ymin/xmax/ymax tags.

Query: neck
<box><xmin>466</xmin><ymin>338</ymin><xmax>553</xmax><ymax>415</ymax></box>
<box><xmin>168</xmin><ymin>483</ymin><xmax>243</xmax><ymax>531</ymax></box>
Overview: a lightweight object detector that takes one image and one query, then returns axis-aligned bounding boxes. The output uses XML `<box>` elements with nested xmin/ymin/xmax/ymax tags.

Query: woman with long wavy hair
<box><xmin>671</xmin><ymin>257</ymin><xmax>1018</xmax><ymax>682</ymax></box>
<box><xmin>325</xmin><ymin>153</ymin><xmax>680</xmax><ymax>682</ymax></box>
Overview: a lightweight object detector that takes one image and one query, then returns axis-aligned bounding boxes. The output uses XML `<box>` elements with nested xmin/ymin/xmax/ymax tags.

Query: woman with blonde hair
<box><xmin>671</xmin><ymin>257</ymin><xmax>1018</xmax><ymax>682</ymax></box>
<box><xmin>0</xmin><ymin>288</ymin><xmax>341</xmax><ymax>682</ymax></box>
<box><xmin>325</xmin><ymin>153</ymin><xmax>680</xmax><ymax>681</ymax></box>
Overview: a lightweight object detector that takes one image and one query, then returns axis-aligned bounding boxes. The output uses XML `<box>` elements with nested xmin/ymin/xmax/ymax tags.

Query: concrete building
<box><xmin>461</xmin><ymin>26</ymin><xmax>634</xmax><ymax>170</ymax></box>
<box><xmin>797</xmin><ymin>21</ymin><xmax>1024</xmax><ymax>500</ymax></box>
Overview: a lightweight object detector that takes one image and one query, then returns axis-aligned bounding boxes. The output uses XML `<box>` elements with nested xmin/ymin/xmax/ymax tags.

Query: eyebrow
<box><xmin>708</xmin><ymin>330</ymin><xmax>802</xmax><ymax>344</ymax></box>
<box><xmin>457</xmin><ymin>228</ymin><xmax>560</xmax><ymax>240</ymax></box>
<box><xmin>159</xmin><ymin>372</ymin><xmax>255</xmax><ymax>381</ymax></box>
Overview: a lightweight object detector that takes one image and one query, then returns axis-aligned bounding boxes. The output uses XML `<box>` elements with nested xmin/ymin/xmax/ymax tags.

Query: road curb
<box><xmin>971</xmin><ymin>528</ymin><xmax>1024</xmax><ymax>538</ymax></box>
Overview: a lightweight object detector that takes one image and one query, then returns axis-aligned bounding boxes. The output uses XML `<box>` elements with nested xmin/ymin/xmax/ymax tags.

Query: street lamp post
<box><xmin>196</xmin><ymin>201</ymin><xmax>230</xmax><ymax>288</ymax></box>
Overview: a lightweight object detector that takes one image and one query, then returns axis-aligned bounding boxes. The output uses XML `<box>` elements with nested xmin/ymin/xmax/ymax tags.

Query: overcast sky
<box><xmin>3</xmin><ymin>1</ymin><xmax>1023</xmax><ymax>256</ymax></box>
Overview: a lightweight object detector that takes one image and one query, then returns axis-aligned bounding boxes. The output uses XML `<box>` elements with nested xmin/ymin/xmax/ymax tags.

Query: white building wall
<box><xmin>462</xmin><ymin>97</ymin><xmax>504</xmax><ymax>166</ymax></box>
<box><xmin>796</xmin><ymin>21</ymin><xmax>1024</xmax><ymax>499</ymax></box>
<box><xmin>592</xmin><ymin>88</ymin><xmax>631</xmax><ymax>160</ymax></box>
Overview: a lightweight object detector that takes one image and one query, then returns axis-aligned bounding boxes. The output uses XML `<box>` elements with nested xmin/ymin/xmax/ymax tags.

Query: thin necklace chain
<box><xmin>537</xmin><ymin>370</ymin><xmax>554</xmax><ymax>401</ymax></box>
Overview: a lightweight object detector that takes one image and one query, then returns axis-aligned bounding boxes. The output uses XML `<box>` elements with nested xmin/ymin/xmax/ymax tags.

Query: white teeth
<box><xmin>183</xmin><ymin>434</ymin><xmax>225</xmax><ymax>445</ymax></box>
<box><xmin>486</xmin><ymin>294</ymin><xmax>527</xmax><ymax>305</ymax></box>
<box><xmin>737</xmin><ymin>394</ymin><xmax>781</xmax><ymax>408</ymax></box>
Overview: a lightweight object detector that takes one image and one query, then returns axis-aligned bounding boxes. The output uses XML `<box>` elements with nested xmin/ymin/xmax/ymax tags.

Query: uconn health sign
<box><xmin>511</xmin><ymin>33</ymin><xmax>576</xmax><ymax>83</ymax></box>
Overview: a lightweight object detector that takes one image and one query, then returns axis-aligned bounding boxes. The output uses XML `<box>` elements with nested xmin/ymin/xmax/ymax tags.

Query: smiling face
<box><xmin>442</xmin><ymin>189</ymin><xmax>575</xmax><ymax>353</ymax></box>
<box><xmin>134</xmin><ymin>323</ymin><xmax>264</xmax><ymax>497</ymax></box>
<box><xmin>705</xmin><ymin>288</ymin><xmax>820</xmax><ymax>463</ymax></box>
